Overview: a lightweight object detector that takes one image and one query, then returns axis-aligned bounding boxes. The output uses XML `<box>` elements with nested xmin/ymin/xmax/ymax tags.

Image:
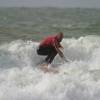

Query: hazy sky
<box><xmin>0</xmin><ymin>0</ymin><xmax>100</xmax><ymax>8</ymax></box>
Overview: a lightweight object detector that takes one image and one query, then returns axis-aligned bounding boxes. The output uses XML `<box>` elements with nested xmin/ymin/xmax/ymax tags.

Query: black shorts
<box><xmin>37</xmin><ymin>46</ymin><xmax>57</xmax><ymax>55</ymax></box>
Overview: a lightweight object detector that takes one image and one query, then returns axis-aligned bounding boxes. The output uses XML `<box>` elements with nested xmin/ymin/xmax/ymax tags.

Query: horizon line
<box><xmin>0</xmin><ymin>6</ymin><xmax>100</xmax><ymax>9</ymax></box>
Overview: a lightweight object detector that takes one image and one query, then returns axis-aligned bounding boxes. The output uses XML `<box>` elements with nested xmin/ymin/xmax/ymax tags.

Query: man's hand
<box><xmin>59</xmin><ymin>51</ymin><xmax>64</xmax><ymax>58</ymax></box>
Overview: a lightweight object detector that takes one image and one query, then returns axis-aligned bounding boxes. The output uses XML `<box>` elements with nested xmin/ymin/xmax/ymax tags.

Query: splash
<box><xmin>0</xmin><ymin>35</ymin><xmax>100</xmax><ymax>100</ymax></box>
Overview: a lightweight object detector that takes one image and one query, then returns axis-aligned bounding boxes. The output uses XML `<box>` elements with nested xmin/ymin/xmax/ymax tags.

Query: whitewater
<box><xmin>0</xmin><ymin>35</ymin><xmax>100</xmax><ymax>100</ymax></box>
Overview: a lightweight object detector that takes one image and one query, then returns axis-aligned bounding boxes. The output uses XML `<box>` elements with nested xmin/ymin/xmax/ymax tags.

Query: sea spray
<box><xmin>0</xmin><ymin>36</ymin><xmax>100</xmax><ymax>100</ymax></box>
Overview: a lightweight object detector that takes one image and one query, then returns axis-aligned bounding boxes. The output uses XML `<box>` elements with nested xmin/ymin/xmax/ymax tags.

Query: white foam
<box><xmin>0</xmin><ymin>36</ymin><xmax>100</xmax><ymax>100</ymax></box>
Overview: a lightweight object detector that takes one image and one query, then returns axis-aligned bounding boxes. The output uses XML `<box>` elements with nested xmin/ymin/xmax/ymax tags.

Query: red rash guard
<box><xmin>39</xmin><ymin>35</ymin><xmax>62</xmax><ymax>48</ymax></box>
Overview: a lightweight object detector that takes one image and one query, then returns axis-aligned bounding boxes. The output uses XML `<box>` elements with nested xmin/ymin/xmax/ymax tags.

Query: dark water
<box><xmin>0</xmin><ymin>7</ymin><xmax>100</xmax><ymax>43</ymax></box>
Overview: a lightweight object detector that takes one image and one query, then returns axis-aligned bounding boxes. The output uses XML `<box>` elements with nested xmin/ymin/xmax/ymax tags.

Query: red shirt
<box><xmin>39</xmin><ymin>35</ymin><xmax>62</xmax><ymax>48</ymax></box>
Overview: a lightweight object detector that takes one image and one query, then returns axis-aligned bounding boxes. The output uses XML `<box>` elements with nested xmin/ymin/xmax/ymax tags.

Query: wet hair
<box><xmin>56</xmin><ymin>32</ymin><xmax>64</xmax><ymax>42</ymax></box>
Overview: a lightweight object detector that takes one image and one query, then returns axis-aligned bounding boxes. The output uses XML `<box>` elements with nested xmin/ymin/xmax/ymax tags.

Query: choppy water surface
<box><xmin>0</xmin><ymin>8</ymin><xmax>100</xmax><ymax>43</ymax></box>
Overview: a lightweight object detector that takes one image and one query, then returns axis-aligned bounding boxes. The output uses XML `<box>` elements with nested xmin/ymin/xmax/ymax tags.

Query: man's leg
<box><xmin>45</xmin><ymin>48</ymin><xmax>57</xmax><ymax>64</ymax></box>
<box><xmin>37</xmin><ymin>47</ymin><xmax>51</xmax><ymax>64</ymax></box>
<box><xmin>37</xmin><ymin>47</ymin><xmax>48</xmax><ymax>55</ymax></box>
<box><xmin>48</xmin><ymin>52</ymin><xmax>57</xmax><ymax>64</ymax></box>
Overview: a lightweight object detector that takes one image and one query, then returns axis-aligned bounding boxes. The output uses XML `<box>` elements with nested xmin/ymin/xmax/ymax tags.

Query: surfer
<box><xmin>37</xmin><ymin>32</ymin><xmax>67</xmax><ymax>67</ymax></box>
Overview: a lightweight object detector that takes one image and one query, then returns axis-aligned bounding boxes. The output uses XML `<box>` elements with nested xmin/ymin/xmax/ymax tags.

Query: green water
<box><xmin>0</xmin><ymin>7</ymin><xmax>100</xmax><ymax>43</ymax></box>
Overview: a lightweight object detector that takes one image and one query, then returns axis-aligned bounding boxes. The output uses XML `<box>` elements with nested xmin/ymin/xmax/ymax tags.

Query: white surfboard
<box><xmin>39</xmin><ymin>64</ymin><xmax>59</xmax><ymax>74</ymax></box>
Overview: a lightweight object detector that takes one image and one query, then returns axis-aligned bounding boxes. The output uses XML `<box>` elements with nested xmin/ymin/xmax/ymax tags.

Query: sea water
<box><xmin>0</xmin><ymin>8</ymin><xmax>100</xmax><ymax>100</ymax></box>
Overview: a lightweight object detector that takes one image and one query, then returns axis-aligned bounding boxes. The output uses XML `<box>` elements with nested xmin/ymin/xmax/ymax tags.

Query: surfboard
<box><xmin>39</xmin><ymin>64</ymin><xmax>59</xmax><ymax>74</ymax></box>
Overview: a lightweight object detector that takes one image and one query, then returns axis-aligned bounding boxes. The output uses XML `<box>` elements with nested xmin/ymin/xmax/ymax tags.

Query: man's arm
<box><xmin>53</xmin><ymin>41</ymin><xmax>64</xmax><ymax>58</ymax></box>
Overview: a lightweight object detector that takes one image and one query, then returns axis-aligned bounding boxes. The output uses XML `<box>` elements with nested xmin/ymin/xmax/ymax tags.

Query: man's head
<box><xmin>56</xmin><ymin>32</ymin><xmax>64</xmax><ymax>42</ymax></box>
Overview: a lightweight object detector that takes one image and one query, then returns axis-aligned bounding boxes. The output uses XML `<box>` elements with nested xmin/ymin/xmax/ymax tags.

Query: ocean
<box><xmin>0</xmin><ymin>7</ymin><xmax>100</xmax><ymax>100</ymax></box>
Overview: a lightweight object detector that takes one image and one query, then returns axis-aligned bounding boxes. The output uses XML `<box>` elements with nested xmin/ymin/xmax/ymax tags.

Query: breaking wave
<box><xmin>0</xmin><ymin>35</ymin><xmax>100</xmax><ymax>100</ymax></box>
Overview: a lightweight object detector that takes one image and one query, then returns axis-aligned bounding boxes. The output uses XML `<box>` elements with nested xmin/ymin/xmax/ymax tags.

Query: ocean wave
<box><xmin>0</xmin><ymin>35</ymin><xmax>100</xmax><ymax>100</ymax></box>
